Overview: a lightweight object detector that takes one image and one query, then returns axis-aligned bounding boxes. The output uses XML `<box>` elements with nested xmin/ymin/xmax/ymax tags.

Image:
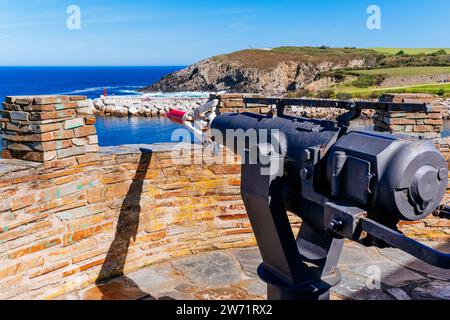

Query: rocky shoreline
<box><xmin>440</xmin><ymin>99</ymin><xmax>450</xmax><ymax>120</ymax></box>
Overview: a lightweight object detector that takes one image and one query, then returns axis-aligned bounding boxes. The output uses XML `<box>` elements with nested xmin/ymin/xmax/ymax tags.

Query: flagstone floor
<box><xmin>60</xmin><ymin>241</ymin><xmax>450</xmax><ymax>300</ymax></box>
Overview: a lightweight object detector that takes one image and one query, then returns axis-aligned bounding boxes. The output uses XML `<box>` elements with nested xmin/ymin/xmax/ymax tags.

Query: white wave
<box><xmin>57</xmin><ymin>87</ymin><xmax>106</xmax><ymax>94</ymax></box>
<box><xmin>56</xmin><ymin>85</ymin><xmax>144</xmax><ymax>95</ymax></box>
<box><xmin>118</xmin><ymin>90</ymin><xmax>141</xmax><ymax>94</ymax></box>
<box><xmin>54</xmin><ymin>86</ymin><xmax>211</xmax><ymax>99</ymax></box>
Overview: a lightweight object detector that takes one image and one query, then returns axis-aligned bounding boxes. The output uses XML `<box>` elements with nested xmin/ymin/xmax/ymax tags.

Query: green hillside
<box><xmin>371</xmin><ymin>48</ymin><xmax>450</xmax><ymax>55</ymax></box>
<box><xmin>335</xmin><ymin>83</ymin><xmax>450</xmax><ymax>98</ymax></box>
<box><xmin>149</xmin><ymin>46</ymin><xmax>450</xmax><ymax>97</ymax></box>
<box><xmin>331</xmin><ymin>66</ymin><xmax>450</xmax><ymax>97</ymax></box>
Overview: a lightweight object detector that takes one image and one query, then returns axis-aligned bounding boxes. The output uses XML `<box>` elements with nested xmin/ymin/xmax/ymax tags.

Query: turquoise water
<box><xmin>93</xmin><ymin>118</ymin><xmax>450</xmax><ymax>147</ymax></box>
<box><xmin>95</xmin><ymin>116</ymin><xmax>190</xmax><ymax>147</ymax></box>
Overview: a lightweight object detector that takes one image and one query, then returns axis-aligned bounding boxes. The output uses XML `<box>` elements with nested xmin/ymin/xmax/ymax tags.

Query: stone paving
<box><xmin>64</xmin><ymin>241</ymin><xmax>450</xmax><ymax>300</ymax></box>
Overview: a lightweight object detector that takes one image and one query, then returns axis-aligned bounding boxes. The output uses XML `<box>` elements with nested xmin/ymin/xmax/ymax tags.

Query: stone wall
<box><xmin>380</xmin><ymin>74</ymin><xmax>450</xmax><ymax>88</ymax></box>
<box><xmin>0</xmin><ymin>142</ymin><xmax>259</xmax><ymax>299</ymax></box>
<box><xmin>373</xmin><ymin>94</ymin><xmax>443</xmax><ymax>139</ymax></box>
<box><xmin>210</xmin><ymin>93</ymin><xmax>269</xmax><ymax>114</ymax></box>
<box><xmin>436</xmin><ymin>137</ymin><xmax>450</xmax><ymax>163</ymax></box>
<box><xmin>1</xmin><ymin>96</ymin><xmax>99</xmax><ymax>163</ymax></box>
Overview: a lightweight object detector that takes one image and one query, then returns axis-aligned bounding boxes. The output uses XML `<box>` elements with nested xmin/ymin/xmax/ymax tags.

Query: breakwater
<box><xmin>91</xmin><ymin>96</ymin><xmax>209</xmax><ymax>117</ymax></box>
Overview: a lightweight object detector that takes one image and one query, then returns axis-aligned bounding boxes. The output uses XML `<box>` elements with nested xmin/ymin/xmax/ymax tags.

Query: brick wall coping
<box><xmin>97</xmin><ymin>142</ymin><xmax>199</xmax><ymax>155</ymax></box>
<box><xmin>0</xmin><ymin>158</ymin><xmax>41</xmax><ymax>175</ymax></box>
<box><xmin>0</xmin><ymin>142</ymin><xmax>197</xmax><ymax>177</ymax></box>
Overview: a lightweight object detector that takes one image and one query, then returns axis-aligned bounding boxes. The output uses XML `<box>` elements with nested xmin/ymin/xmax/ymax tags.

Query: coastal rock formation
<box><xmin>441</xmin><ymin>99</ymin><xmax>450</xmax><ymax>119</ymax></box>
<box><xmin>141</xmin><ymin>48</ymin><xmax>378</xmax><ymax>95</ymax></box>
<box><xmin>141</xmin><ymin>59</ymin><xmax>366</xmax><ymax>96</ymax></box>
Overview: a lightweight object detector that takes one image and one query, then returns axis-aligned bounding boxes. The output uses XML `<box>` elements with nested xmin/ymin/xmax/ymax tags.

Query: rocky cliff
<box><xmin>141</xmin><ymin>47</ymin><xmax>382</xmax><ymax>95</ymax></box>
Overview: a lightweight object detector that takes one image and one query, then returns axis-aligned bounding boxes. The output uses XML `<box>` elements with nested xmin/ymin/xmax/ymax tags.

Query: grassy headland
<box><xmin>145</xmin><ymin>46</ymin><xmax>450</xmax><ymax>97</ymax></box>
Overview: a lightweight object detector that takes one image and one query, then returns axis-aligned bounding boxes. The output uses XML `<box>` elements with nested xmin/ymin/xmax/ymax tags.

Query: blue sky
<box><xmin>1</xmin><ymin>0</ymin><xmax>449</xmax><ymax>66</ymax></box>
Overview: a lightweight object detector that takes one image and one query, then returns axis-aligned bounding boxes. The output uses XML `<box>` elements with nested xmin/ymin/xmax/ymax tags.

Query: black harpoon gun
<box><xmin>167</xmin><ymin>98</ymin><xmax>450</xmax><ymax>300</ymax></box>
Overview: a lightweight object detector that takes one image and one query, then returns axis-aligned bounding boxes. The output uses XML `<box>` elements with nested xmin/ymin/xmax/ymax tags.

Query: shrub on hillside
<box><xmin>299</xmin><ymin>89</ymin><xmax>313</xmax><ymax>97</ymax></box>
<box><xmin>352</xmin><ymin>75</ymin><xmax>374</xmax><ymax>88</ymax></box>
<box><xmin>432</xmin><ymin>49</ymin><xmax>447</xmax><ymax>56</ymax></box>
<box><xmin>286</xmin><ymin>89</ymin><xmax>312</xmax><ymax>98</ymax></box>
<box><xmin>352</xmin><ymin>74</ymin><xmax>386</xmax><ymax>88</ymax></box>
<box><xmin>318</xmin><ymin>70</ymin><xmax>348</xmax><ymax>82</ymax></box>
<box><xmin>330</xmin><ymin>70</ymin><xmax>347</xmax><ymax>81</ymax></box>
<box><xmin>436</xmin><ymin>88</ymin><xmax>446</xmax><ymax>96</ymax></box>
<box><xmin>336</xmin><ymin>93</ymin><xmax>353</xmax><ymax>100</ymax></box>
<box><xmin>368</xmin><ymin>92</ymin><xmax>381</xmax><ymax>100</ymax></box>
<box><xmin>396</xmin><ymin>50</ymin><xmax>406</xmax><ymax>56</ymax></box>
<box><xmin>317</xmin><ymin>90</ymin><xmax>335</xmax><ymax>99</ymax></box>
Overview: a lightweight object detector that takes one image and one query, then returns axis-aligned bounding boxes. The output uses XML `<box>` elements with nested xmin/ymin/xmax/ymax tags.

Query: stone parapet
<box><xmin>209</xmin><ymin>93</ymin><xmax>270</xmax><ymax>114</ymax></box>
<box><xmin>373</xmin><ymin>93</ymin><xmax>443</xmax><ymax>139</ymax></box>
<box><xmin>436</xmin><ymin>137</ymin><xmax>450</xmax><ymax>163</ymax></box>
<box><xmin>1</xmin><ymin>95</ymin><xmax>98</xmax><ymax>163</ymax></box>
<box><xmin>378</xmin><ymin>93</ymin><xmax>437</xmax><ymax>104</ymax></box>
<box><xmin>0</xmin><ymin>142</ymin><xmax>260</xmax><ymax>299</ymax></box>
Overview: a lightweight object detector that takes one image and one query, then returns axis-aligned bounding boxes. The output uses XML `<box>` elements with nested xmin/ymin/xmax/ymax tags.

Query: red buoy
<box><xmin>103</xmin><ymin>87</ymin><xmax>107</xmax><ymax>97</ymax></box>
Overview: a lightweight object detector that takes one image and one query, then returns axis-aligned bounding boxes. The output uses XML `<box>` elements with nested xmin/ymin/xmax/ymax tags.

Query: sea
<box><xmin>0</xmin><ymin>66</ymin><xmax>183</xmax><ymax>99</ymax></box>
<box><xmin>0</xmin><ymin>66</ymin><xmax>205</xmax><ymax>147</ymax></box>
